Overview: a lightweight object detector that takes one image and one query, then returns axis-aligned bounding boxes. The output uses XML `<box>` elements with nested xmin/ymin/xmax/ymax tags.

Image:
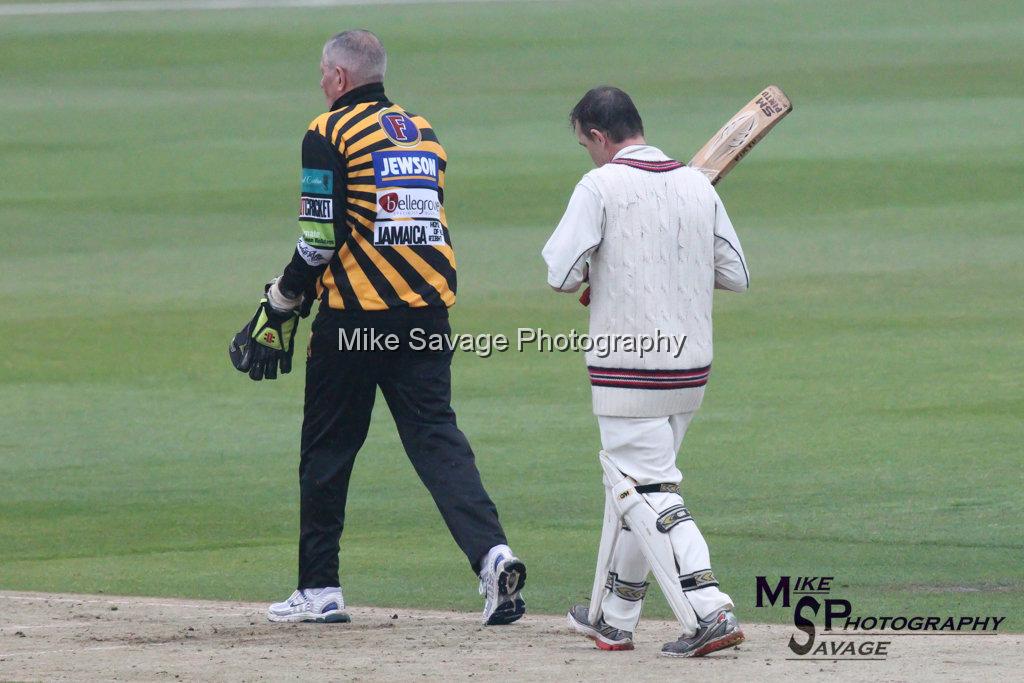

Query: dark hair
<box><xmin>570</xmin><ymin>86</ymin><xmax>644</xmax><ymax>142</ymax></box>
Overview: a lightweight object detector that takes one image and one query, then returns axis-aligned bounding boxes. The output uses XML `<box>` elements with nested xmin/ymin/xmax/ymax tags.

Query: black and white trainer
<box><xmin>479</xmin><ymin>546</ymin><xmax>527</xmax><ymax>625</ymax></box>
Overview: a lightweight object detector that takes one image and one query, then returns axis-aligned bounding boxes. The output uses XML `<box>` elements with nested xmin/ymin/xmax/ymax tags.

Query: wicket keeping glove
<box><xmin>229</xmin><ymin>298</ymin><xmax>300</xmax><ymax>381</ymax></box>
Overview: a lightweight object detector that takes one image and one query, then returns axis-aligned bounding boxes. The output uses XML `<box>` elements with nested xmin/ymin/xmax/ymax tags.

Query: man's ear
<box><xmin>589</xmin><ymin>129</ymin><xmax>607</xmax><ymax>146</ymax></box>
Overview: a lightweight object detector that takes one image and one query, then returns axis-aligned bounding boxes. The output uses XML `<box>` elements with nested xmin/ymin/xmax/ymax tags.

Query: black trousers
<box><xmin>297</xmin><ymin>306</ymin><xmax>508</xmax><ymax>589</ymax></box>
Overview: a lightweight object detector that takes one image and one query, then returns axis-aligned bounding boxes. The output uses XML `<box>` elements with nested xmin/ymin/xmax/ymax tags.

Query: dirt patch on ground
<box><xmin>0</xmin><ymin>591</ymin><xmax>1018</xmax><ymax>681</ymax></box>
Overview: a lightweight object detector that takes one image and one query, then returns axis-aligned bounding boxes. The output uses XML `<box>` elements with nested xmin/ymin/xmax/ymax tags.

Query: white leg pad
<box><xmin>601</xmin><ymin>525</ymin><xmax>650</xmax><ymax>632</ymax></box>
<box><xmin>599</xmin><ymin>452</ymin><xmax>699</xmax><ymax>636</ymax></box>
<box><xmin>587</xmin><ymin>489</ymin><xmax>621</xmax><ymax>626</ymax></box>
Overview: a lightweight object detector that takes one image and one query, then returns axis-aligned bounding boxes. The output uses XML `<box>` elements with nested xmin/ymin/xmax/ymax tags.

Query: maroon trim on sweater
<box><xmin>587</xmin><ymin>365</ymin><xmax>711</xmax><ymax>390</ymax></box>
<box><xmin>610</xmin><ymin>158</ymin><xmax>685</xmax><ymax>172</ymax></box>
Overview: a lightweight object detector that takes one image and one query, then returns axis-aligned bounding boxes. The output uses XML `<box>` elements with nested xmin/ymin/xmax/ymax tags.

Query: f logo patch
<box><xmin>379</xmin><ymin>111</ymin><xmax>421</xmax><ymax>146</ymax></box>
<box><xmin>389</xmin><ymin>116</ymin><xmax>407</xmax><ymax>139</ymax></box>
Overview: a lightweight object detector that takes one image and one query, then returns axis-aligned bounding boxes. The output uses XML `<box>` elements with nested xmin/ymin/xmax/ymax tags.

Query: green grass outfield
<box><xmin>1</xmin><ymin>0</ymin><xmax>1022</xmax><ymax>627</ymax></box>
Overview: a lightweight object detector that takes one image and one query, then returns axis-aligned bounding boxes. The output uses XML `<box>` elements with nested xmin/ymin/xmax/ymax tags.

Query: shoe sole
<box><xmin>499</xmin><ymin>559</ymin><xmax>527</xmax><ymax>597</ymax></box>
<box><xmin>660</xmin><ymin>629</ymin><xmax>745</xmax><ymax>658</ymax></box>
<box><xmin>267</xmin><ymin>610</ymin><xmax>351</xmax><ymax>624</ymax></box>
<box><xmin>485</xmin><ymin>597</ymin><xmax>526</xmax><ymax>625</ymax></box>
<box><xmin>566</xmin><ymin>612</ymin><xmax>634</xmax><ymax>651</ymax></box>
<box><xmin>483</xmin><ymin>559</ymin><xmax>527</xmax><ymax>626</ymax></box>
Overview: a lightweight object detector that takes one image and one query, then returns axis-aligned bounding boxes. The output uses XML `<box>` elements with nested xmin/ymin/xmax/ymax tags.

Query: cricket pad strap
<box><xmin>679</xmin><ymin>569</ymin><xmax>719</xmax><ymax>592</ymax></box>
<box><xmin>656</xmin><ymin>505</ymin><xmax>693</xmax><ymax>533</ymax></box>
<box><xmin>635</xmin><ymin>483</ymin><xmax>680</xmax><ymax>495</ymax></box>
<box><xmin>605</xmin><ymin>572</ymin><xmax>649</xmax><ymax>602</ymax></box>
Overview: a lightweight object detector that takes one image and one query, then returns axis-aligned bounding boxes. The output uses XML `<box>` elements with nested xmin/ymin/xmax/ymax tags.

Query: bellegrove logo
<box><xmin>755</xmin><ymin>576</ymin><xmax>1006</xmax><ymax>661</ymax></box>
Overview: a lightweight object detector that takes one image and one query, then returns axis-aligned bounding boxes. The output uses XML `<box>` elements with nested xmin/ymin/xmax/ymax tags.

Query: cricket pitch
<box><xmin>0</xmin><ymin>592</ymin><xmax>1019</xmax><ymax>681</ymax></box>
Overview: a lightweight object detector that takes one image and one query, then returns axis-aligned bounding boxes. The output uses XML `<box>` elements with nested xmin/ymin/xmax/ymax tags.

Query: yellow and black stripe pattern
<box><xmin>308</xmin><ymin>98</ymin><xmax>456</xmax><ymax>311</ymax></box>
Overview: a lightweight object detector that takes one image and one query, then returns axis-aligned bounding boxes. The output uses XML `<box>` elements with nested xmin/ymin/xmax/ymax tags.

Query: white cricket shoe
<box><xmin>267</xmin><ymin>587</ymin><xmax>350</xmax><ymax>623</ymax></box>
<box><xmin>478</xmin><ymin>545</ymin><xmax>527</xmax><ymax>625</ymax></box>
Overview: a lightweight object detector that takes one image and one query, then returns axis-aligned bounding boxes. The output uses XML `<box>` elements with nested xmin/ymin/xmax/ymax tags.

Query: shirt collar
<box><xmin>613</xmin><ymin>144</ymin><xmax>670</xmax><ymax>161</ymax></box>
<box><xmin>330</xmin><ymin>82</ymin><xmax>389</xmax><ymax>110</ymax></box>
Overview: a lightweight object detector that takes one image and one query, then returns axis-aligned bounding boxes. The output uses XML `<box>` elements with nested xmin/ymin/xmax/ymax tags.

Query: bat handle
<box><xmin>579</xmin><ymin>286</ymin><xmax>591</xmax><ymax>307</ymax></box>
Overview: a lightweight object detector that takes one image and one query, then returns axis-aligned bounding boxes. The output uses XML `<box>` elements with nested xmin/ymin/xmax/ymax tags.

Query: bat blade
<box><xmin>687</xmin><ymin>85</ymin><xmax>792</xmax><ymax>185</ymax></box>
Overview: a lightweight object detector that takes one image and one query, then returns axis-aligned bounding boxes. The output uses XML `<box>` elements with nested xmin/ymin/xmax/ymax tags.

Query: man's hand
<box><xmin>229</xmin><ymin>297</ymin><xmax>300</xmax><ymax>381</ymax></box>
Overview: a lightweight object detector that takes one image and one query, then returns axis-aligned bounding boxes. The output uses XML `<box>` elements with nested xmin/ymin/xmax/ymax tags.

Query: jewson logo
<box><xmin>373</xmin><ymin>151</ymin><xmax>439</xmax><ymax>189</ymax></box>
<box><xmin>376</xmin><ymin>189</ymin><xmax>441</xmax><ymax>219</ymax></box>
<box><xmin>301</xmin><ymin>168</ymin><xmax>333</xmax><ymax>195</ymax></box>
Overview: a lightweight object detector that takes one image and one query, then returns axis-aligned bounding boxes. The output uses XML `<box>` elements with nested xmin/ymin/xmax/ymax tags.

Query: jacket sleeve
<box><xmin>277</xmin><ymin>128</ymin><xmax>347</xmax><ymax>299</ymax></box>
<box><xmin>712</xmin><ymin>189</ymin><xmax>750</xmax><ymax>292</ymax></box>
<box><xmin>541</xmin><ymin>178</ymin><xmax>604</xmax><ymax>293</ymax></box>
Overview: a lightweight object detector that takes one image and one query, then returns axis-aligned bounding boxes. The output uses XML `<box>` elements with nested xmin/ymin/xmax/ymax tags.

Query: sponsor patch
<box><xmin>378</xmin><ymin>110</ymin><xmax>421</xmax><ymax>146</ymax></box>
<box><xmin>299</xmin><ymin>196</ymin><xmax>333</xmax><ymax>220</ymax></box>
<box><xmin>373</xmin><ymin>220</ymin><xmax>446</xmax><ymax>247</ymax></box>
<box><xmin>296</xmin><ymin>238</ymin><xmax>333</xmax><ymax>266</ymax></box>
<box><xmin>301</xmin><ymin>168</ymin><xmax>333</xmax><ymax>195</ymax></box>
<box><xmin>376</xmin><ymin>188</ymin><xmax>441</xmax><ymax>220</ymax></box>
<box><xmin>372</xmin><ymin>151</ymin><xmax>439</xmax><ymax>189</ymax></box>
<box><xmin>299</xmin><ymin>220</ymin><xmax>335</xmax><ymax>249</ymax></box>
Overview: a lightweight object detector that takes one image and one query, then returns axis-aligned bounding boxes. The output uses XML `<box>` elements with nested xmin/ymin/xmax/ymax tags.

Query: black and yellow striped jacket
<box><xmin>279</xmin><ymin>82</ymin><xmax>456</xmax><ymax>311</ymax></box>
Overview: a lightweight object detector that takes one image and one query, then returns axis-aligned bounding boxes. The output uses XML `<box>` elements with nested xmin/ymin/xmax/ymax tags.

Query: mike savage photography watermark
<box><xmin>337</xmin><ymin>327</ymin><xmax>688</xmax><ymax>359</ymax></box>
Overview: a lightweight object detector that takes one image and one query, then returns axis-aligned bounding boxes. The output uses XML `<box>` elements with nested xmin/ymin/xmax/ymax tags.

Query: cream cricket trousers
<box><xmin>598</xmin><ymin>412</ymin><xmax>733</xmax><ymax>632</ymax></box>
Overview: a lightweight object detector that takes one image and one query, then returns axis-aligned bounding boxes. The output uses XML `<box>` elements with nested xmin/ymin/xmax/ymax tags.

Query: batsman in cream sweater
<box><xmin>542</xmin><ymin>87</ymin><xmax>750</xmax><ymax>658</ymax></box>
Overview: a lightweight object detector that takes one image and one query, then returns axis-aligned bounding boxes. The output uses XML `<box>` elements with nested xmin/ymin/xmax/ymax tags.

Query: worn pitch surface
<box><xmin>1</xmin><ymin>592</ymin><xmax>1021</xmax><ymax>681</ymax></box>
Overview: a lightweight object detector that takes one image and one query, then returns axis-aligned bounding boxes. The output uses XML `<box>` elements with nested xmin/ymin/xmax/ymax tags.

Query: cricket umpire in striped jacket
<box><xmin>543</xmin><ymin>87</ymin><xmax>748</xmax><ymax>657</ymax></box>
<box><xmin>229</xmin><ymin>30</ymin><xmax>526</xmax><ymax>626</ymax></box>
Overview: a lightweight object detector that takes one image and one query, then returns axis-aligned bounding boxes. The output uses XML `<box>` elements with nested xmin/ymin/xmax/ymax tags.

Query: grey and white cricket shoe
<box><xmin>267</xmin><ymin>587</ymin><xmax>351</xmax><ymax>623</ymax></box>
<box><xmin>478</xmin><ymin>547</ymin><xmax>527</xmax><ymax>625</ymax></box>
<box><xmin>661</xmin><ymin>608</ymin><xmax>744</xmax><ymax>657</ymax></box>
<box><xmin>566</xmin><ymin>604</ymin><xmax>634</xmax><ymax>651</ymax></box>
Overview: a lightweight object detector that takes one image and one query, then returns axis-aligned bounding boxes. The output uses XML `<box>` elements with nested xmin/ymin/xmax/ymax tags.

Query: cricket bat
<box><xmin>687</xmin><ymin>85</ymin><xmax>792</xmax><ymax>185</ymax></box>
<box><xmin>578</xmin><ymin>85</ymin><xmax>792</xmax><ymax>306</ymax></box>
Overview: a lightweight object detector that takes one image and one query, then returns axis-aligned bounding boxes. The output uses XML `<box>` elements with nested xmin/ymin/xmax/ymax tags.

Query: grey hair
<box><xmin>322</xmin><ymin>30</ymin><xmax>387</xmax><ymax>86</ymax></box>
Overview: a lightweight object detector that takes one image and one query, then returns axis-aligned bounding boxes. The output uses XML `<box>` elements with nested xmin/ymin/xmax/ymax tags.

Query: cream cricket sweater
<box><xmin>542</xmin><ymin>145</ymin><xmax>749</xmax><ymax>417</ymax></box>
